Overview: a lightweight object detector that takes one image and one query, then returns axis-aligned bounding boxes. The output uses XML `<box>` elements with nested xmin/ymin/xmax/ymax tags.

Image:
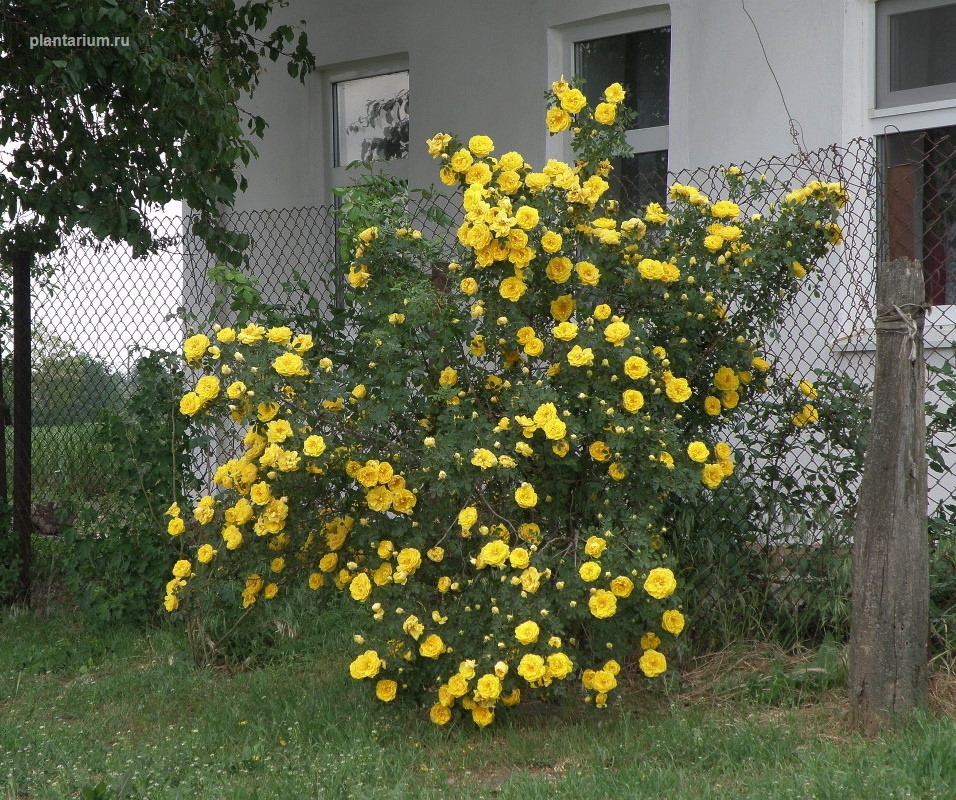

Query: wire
<box><xmin>741</xmin><ymin>0</ymin><xmax>808</xmax><ymax>157</ymax></box>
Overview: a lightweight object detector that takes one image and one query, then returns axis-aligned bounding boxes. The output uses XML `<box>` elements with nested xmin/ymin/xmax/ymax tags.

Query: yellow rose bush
<box><xmin>165</xmin><ymin>80</ymin><xmax>845</xmax><ymax>725</ymax></box>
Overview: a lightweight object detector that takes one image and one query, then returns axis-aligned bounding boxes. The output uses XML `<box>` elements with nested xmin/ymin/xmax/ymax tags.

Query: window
<box><xmin>574</xmin><ymin>21</ymin><xmax>670</xmax><ymax>209</ymax></box>
<box><xmin>332</xmin><ymin>70</ymin><xmax>409</xmax><ymax>166</ymax></box>
<box><xmin>882</xmin><ymin>126</ymin><xmax>956</xmax><ymax>304</ymax></box>
<box><xmin>326</xmin><ymin>61</ymin><xmax>409</xmax><ymax>207</ymax></box>
<box><xmin>876</xmin><ymin>0</ymin><xmax>956</xmax><ymax>109</ymax></box>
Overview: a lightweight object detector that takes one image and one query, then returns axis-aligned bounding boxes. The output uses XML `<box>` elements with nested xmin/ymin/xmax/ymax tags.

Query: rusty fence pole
<box><xmin>12</xmin><ymin>248</ymin><xmax>32</xmax><ymax>605</ymax></box>
<box><xmin>848</xmin><ymin>257</ymin><xmax>929</xmax><ymax>734</ymax></box>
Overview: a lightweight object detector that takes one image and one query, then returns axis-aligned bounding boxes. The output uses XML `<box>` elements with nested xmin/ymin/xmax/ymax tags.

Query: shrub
<box><xmin>163</xmin><ymin>79</ymin><xmax>845</xmax><ymax>725</ymax></box>
<box><xmin>63</xmin><ymin>350</ymin><xmax>199</xmax><ymax>626</ymax></box>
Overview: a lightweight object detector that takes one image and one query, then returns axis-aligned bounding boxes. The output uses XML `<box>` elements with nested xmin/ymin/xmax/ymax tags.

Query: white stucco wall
<box><xmin>235</xmin><ymin>0</ymin><xmax>874</xmax><ymax>213</ymax></box>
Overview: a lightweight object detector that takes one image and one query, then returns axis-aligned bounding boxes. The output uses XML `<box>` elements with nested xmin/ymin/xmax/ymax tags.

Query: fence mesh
<box><xmin>18</xmin><ymin>137</ymin><xmax>956</xmax><ymax>646</ymax></box>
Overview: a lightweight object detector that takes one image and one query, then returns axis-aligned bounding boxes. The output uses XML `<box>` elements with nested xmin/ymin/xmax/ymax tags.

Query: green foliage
<box><xmin>62</xmin><ymin>350</ymin><xmax>199</xmax><ymax>627</ymax></box>
<box><xmin>670</xmin><ymin>368</ymin><xmax>869</xmax><ymax>648</ymax></box>
<box><xmin>0</xmin><ymin>0</ymin><xmax>314</xmax><ymax>263</ymax></box>
<box><xmin>164</xmin><ymin>82</ymin><xmax>847</xmax><ymax>728</ymax></box>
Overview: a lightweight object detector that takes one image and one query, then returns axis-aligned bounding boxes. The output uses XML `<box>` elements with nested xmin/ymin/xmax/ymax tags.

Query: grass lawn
<box><xmin>2</xmin><ymin>596</ymin><xmax>955</xmax><ymax>800</ymax></box>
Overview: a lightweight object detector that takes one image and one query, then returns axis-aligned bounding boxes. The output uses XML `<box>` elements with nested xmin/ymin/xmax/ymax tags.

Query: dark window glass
<box><xmin>889</xmin><ymin>5</ymin><xmax>956</xmax><ymax>92</ymax></box>
<box><xmin>883</xmin><ymin>125</ymin><xmax>956</xmax><ymax>304</ymax></box>
<box><xmin>575</xmin><ymin>27</ymin><xmax>670</xmax><ymax>130</ymax></box>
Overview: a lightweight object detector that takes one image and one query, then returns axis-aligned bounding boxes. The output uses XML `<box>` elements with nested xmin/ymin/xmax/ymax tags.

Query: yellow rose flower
<box><xmin>791</xmin><ymin>403</ymin><xmax>819</xmax><ymax>428</ymax></box>
<box><xmin>349</xmin><ymin>650</ymin><xmax>383</xmax><ymax>680</ymax></box>
<box><xmin>644</xmin><ymin>567</ymin><xmax>677</xmax><ymax>599</ymax></box>
<box><xmin>610</xmin><ymin>575</ymin><xmax>634</xmax><ymax>598</ymax></box>
<box><xmin>638</xmin><ymin>258</ymin><xmax>665</xmax><ymax>281</ymax></box>
<box><xmin>508</xmin><ymin>547</ymin><xmax>530</xmax><ymax>569</ymax></box>
<box><xmin>303</xmin><ymin>435</ymin><xmax>326</xmax><ymax>457</ymax></box>
<box><xmin>514</xmin><ymin>620</ymin><xmax>540</xmax><ymax>645</ymax></box>
<box><xmin>604</xmin><ymin>82</ymin><xmax>625</xmax><ymax>103</ymax></box>
<box><xmin>167</xmin><ymin>517</ymin><xmax>185</xmax><ymax>536</ymax></box>
<box><xmin>179</xmin><ymin>392</ymin><xmax>202</xmax><ymax>416</ymax></box>
<box><xmin>608</xmin><ymin>462</ymin><xmax>626</xmax><ymax>480</ymax></box>
<box><xmin>603</xmin><ymin>320</ymin><xmax>631</xmax><ymax>346</ymax></box>
<box><xmin>550</xmin><ymin>294</ymin><xmax>575</xmax><ymax>322</ymax></box>
<box><xmin>540</xmin><ymin>230</ymin><xmax>563</xmax><ymax>253</ymax></box>
<box><xmin>464</xmin><ymin>162</ymin><xmax>492</xmax><ymax>186</ymax></box>
<box><xmin>273</xmin><ymin>352</ymin><xmax>307</xmax><ymax>377</ymax></box>
<box><xmin>623</xmin><ymin>356</ymin><xmax>649</xmax><ymax>379</ymax></box>
<box><xmin>478</xmin><ymin>539</ymin><xmax>510</xmax><ymax>567</ymax></box>
<box><xmin>375</xmin><ymin>679</ymin><xmax>398</xmax><ymax>702</ymax></box>
<box><xmin>639</xmin><ymin>649</ymin><xmax>667</xmax><ymax>678</ymax></box>
<box><xmin>514</xmin><ymin>205</ymin><xmax>540</xmax><ymax>230</ymax></box>
<box><xmin>665</xmin><ymin>377</ymin><xmax>692</xmax><ymax>403</ymax></box>
<box><xmin>546</xmin><ymin>107</ymin><xmax>571</xmax><ymax>133</ymax></box>
<box><xmin>547</xmin><ymin>652</ymin><xmax>574</xmax><ymax>680</ymax></box>
<box><xmin>196</xmin><ymin>544</ymin><xmax>219</xmax><ymax>564</ymax></box>
<box><xmin>349</xmin><ymin>573</ymin><xmax>372</xmax><ymax>602</ymax></box>
<box><xmin>553</xmin><ymin>322</ymin><xmax>578</xmax><ymax>342</ymax></box>
<box><xmin>714</xmin><ymin>366</ymin><xmax>740</xmax><ymax>391</ymax></box>
<box><xmin>429</xmin><ymin>703</ymin><xmax>452</xmax><ymax>725</ymax></box>
<box><xmin>579</xmin><ymin>561</ymin><xmax>601</xmax><ymax>582</ymax></box>
<box><xmin>559</xmin><ymin>88</ymin><xmax>586</xmax><ymax>113</ymax></box>
<box><xmin>468</xmin><ymin>134</ymin><xmax>494</xmax><ymax>157</ymax></box>
<box><xmin>575</xmin><ymin>260</ymin><xmax>601</xmax><ymax>286</ymax></box>
<box><xmin>588</xmin><ymin>589</ymin><xmax>617</xmax><ymax>619</ymax></box>
<box><xmin>171</xmin><ymin>559</ymin><xmax>192</xmax><ymax>579</ymax></box>
<box><xmin>588</xmin><ymin>441</ymin><xmax>611</xmax><ymax>462</ymax></box>
<box><xmin>567</xmin><ymin>345</ymin><xmax>594</xmax><ymax>367</ymax></box>
<box><xmin>237</xmin><ymin>323</ymin><xmax>266</xmax><ymax>344</ymax></box>
<box><xmin>475</xmin><ymin>673</ymin><xmax>502</xmax><ymax>701</ymax></box>
<box><xmin>594</xmin><ymin>101</ymin><xmax>617</xmax><ymax>125</ymax></box>
<box><xmin>460</xmin><ymin>277</ymin><xmax>479</xmax><ymax>295</ymax></box>
<box><xmin>397</xmin><ymin>547</ymin><xmax>422</xmax><ymax>573</ymax></box>
<box><xmin>183</xmin><ymin>334</ymin><xmax>210</xmax><ymax>363</ymax></box>
<box><xmin>514</xmin><ymin>482</ymin><xmax>538</xmax><ymax>508</ymax></box>
<box><xmin>419</xmin><ymin>634</ymin><xmax>446</xmax><ymax>659</ymax></box>
<box><xmin>644</xmin><ymin>202</ymin><xmax>669</xmax><ymax>224</ymax></box>
<box><xmin>622</xmin><ymin>389</ymin><xmax>644</xmax><ymax>413</ymax></box>
<box><xmin>449</xmin><ymin>148</ymin><xmax>474</xmax><ymax>172</ymax></box>
<box><xmin>686</xmin><ymin>441</ymin><xmax>710</xmax><ymax>463</ymax></box>
<box><xmin>662</xmin><ymin>609</ymin><xmax>685</xmax><ymax>635</ymax></box>
<box><xmin>592</xmin><ymin>669</ymin><xmax>617</xmax><ymax>693</ymax></box>
<box><xmin>546</xmin><ymin>256</ymin><xmax>573</xmax><ymax>283</ymax></box>
<box><xmin>438</xmin><ymin>366</ymin><xmax>458</xmax><ymax>387</ymax></box>
<box><xmin>499</xmin><ymin>276</ymin><xmax>527</xmax><ymax>302</ymax></box>
<box><xmin>517</xmin><ymin>653</ymin><xmax>547</xmax><ymax>683</ymax></box>
<box><xmin>704</xmin><ymin>395</ymin><xmax>722</xmax><ymax>416</ymax></box>
<box><xmin>458</xmin><ymin>505</ymin><xmax>478</xmax><ymax>531</ymax></box>
<box><xmin>711</xmin><ymin>200</ymin><xmax>741</xmax><ymax>219</ymax></box>
<box><xmin>425</xmin><ymin>132</ymin><xmax>452</xmax><ymax>157</ymax></box>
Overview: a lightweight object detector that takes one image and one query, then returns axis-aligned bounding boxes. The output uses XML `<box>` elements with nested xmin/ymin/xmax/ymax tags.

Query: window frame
<box><xmin>323</xmin><ymin>55</ymin><xmax>409</xmax><ymax>206</ymax></box>
<box><xmin>547</xmin><ymin>6</ymin><xmax>671</xmax><ymax>167</ymax></box>
<box><xmin>874</xmin><ymin>0</ymin><xmax>956</xmax><ymax>112</ymax></box>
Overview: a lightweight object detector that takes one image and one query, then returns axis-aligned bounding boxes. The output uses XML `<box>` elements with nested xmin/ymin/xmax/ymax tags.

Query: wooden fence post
<box><xmin>848</xmin><ymin>257</ymin><xmax>928</xmax><ymax>734</ymax></box>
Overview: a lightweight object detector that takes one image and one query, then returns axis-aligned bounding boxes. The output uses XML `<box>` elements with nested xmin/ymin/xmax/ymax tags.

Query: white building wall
<box><xmin>236</xmin><ymin>0</ymin><xmax>867</xmax><ymax>213</ymax></box>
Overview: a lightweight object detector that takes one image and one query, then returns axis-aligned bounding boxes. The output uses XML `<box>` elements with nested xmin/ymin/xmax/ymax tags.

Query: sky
<box><xmin>32</xmin><ymin>200</ymin><xmax>186</xmax><ymax>374</ymax></box>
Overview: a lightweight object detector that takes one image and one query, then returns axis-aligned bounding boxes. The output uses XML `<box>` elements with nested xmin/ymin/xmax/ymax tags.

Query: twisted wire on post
<box><xmin>873</xmin><ymin>303</ymin><xmax>926</xmax><ymax>361</ymax></box>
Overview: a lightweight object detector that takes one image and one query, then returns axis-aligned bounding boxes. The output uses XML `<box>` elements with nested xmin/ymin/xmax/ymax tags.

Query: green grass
<box><xmin>1</xmin><ymin>600</ymin><xmax>955</xmax><ymax>800</ymax></box>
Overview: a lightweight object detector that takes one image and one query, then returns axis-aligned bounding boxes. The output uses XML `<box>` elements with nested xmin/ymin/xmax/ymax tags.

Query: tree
<box><xmin>0</xmin><ymin>0</ymin><xmax>315</xmax><ymax>602</ymax></box>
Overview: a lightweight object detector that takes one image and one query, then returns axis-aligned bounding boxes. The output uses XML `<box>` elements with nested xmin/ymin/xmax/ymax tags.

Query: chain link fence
<box><xmin>18</xmin><ymin>136</ymin><xmax>956</xmax><ymax>647</ymax></box>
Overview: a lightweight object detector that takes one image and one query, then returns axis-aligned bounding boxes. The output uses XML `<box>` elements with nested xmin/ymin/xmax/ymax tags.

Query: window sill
<box><xmin>832</xmin><ymin>318</ymin><xmax>956</xmax><ymax>354</ymax></box>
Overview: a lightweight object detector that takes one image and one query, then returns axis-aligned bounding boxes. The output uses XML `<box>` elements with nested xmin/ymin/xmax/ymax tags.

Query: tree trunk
<box><xmin>848</xmin><ymin>257</ymin><xmax>928</xmax><ymax>735</ymax></box>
